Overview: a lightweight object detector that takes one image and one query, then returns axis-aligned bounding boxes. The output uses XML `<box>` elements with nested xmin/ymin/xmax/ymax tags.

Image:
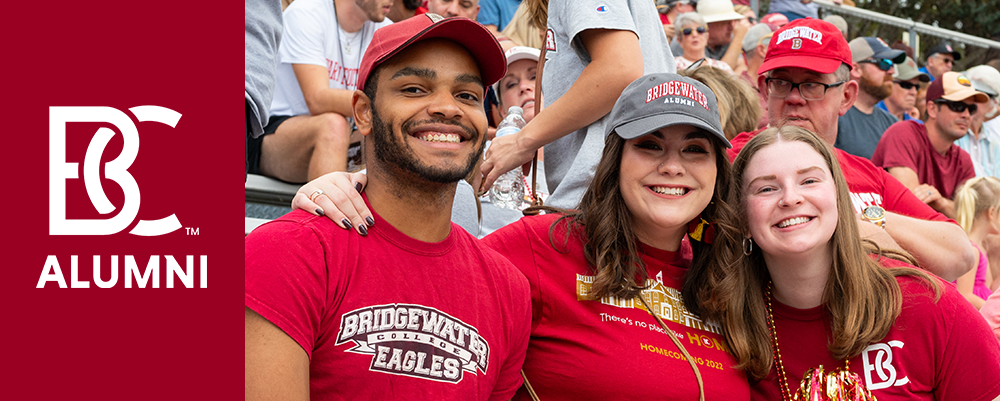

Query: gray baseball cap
<box><xmin>849</xmin><ymin>36</ymin><xmax>906</xmax><ymax>64</ymax></box>
<box><xmin>822</xmin><ymin>15</ymin><xmax>848</xmax><ymax>37</ymax></box>
<box><xmin>606</xmin><ymin>73</ymin><xmax>729</xmax><ymax>148</ymax></box>
<box><xmin>894</xmin><ymin>56</ymin><xmax>930</xmax><ymax>82</ymax></box>
<box><xmin>742</xmin><ymin>23</ymin><xmax>774</xmax><ymax>52</ymax></box>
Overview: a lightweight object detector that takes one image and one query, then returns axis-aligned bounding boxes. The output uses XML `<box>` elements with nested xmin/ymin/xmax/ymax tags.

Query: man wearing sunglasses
<box><xmin>873</xmin><ymin>72</ymin><xmax>988</xmax><ymax>218</ymax></box>
<box><xmin>878</xmin><ymin>56</ymin><xmax>930</xmax><ymax>123</ymax></box>
<box><xmin>727</xmin><ymin>18</ymin><xmax>976</xmax><ymax>283</ymax></box>
<box><xmin>834</xmin><ymin>36</ymin><xmax>906</xmax><ymax>160</ymax></box>
<box><xmin>920</xmin><ymin>43</ymin><xmax>962</xmax><ymax>82</ymax></box>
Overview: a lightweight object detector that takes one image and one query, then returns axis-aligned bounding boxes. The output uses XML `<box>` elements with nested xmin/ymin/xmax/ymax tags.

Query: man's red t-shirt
<box><xmin>871</xmin><ymin>120</ymin><xmax>975</xmax><ymax>200</ymax></box>
<box><xmin>246</xmin><ymin>196</ymin><xmax>532</xmax><ymax>400</ymax></box>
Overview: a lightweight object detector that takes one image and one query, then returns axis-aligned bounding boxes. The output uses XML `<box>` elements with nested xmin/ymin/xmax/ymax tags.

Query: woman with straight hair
<box><xmin>288</xmin><ymin>73</ymin><xmax>752</xmax><ymax>399</ymax></box>
<box><xmin>685</xmin><ymin>125</ymin><xmax>1000</xmax><ymax>400</ymax></box>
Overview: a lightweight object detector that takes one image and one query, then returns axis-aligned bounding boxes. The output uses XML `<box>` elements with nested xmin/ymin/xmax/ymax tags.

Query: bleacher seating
<box><xmin>245</xmin><ymin>174</ymin><xmax>299</xmax><ymax>235</ymax></box>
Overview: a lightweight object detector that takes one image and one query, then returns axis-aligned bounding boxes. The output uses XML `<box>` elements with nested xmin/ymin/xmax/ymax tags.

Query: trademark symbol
<box><xmin>186</xmin><ymin>227</ymin><xmax>200</xmax><ymax>236</ymax></box>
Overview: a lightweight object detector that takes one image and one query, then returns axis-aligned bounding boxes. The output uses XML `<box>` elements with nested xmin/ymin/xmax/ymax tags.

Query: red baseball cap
<box><xmin>760</xmin><ymin>13</ymin><xmax>789</xmax><ymax>28</ymax></box>
<box><xmin>357</xmin><ymin>14</ymin><xmax>506</xmax><ymax>91</ymax></box>
<box><xmin>758</xmin><ymin>18</ymin><xmax>853</xmax><ymax>75</ymax></box>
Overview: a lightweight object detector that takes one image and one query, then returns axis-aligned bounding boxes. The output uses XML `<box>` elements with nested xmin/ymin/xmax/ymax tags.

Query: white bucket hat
<box><xmin>493</xmin><ymin>46</ymin><xmax>540</xmax><ymax>92</ymax></box>
<box><xmin>697</xmin><ymin>0</ymin><xmax>744</xmax><ymax>24</ymax></box>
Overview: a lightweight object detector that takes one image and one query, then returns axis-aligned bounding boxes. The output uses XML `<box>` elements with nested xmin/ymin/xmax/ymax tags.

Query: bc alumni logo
<box><xmin>862</xmin><ymin>340</ymin><xmax>909</xmax><ymax>390</ymax></box>
<box><xmin>49</xmin><ymin>106</ymin><xmax>183</xmax><ymax>236</ymax></box>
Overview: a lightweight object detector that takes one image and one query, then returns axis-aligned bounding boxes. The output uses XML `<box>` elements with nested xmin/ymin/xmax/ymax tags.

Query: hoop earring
<box><xmin>743</xmin><ymin>237</ymin><xmax>753</xmax><ymax>256</ymax></box>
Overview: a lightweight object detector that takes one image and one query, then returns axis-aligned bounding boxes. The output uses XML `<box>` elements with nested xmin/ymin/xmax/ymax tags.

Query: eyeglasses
<box><xmin>933</xmin><ymin>54</ymin><xmax>955</xmax><ymax>64</ymax></box>
<box><xmin>765</xmin><ymin>78</ymin><xmax>847</xmax><ymax>101</ymax></box>
<box><xmin>682</xmin><ymin>26</ymin><xmax>707</xmax><ymax>36</ymax></box>
<box><xmin>747</xmin><ymin>16</ymin><xmax>757</xmax><ymax>24</ymax></box>
<box><xmin>893</xmin><ymin>80</ymin><xmax>918</xmax><ymax>90</ymax></box>
<box><xmin>935</xmin><ymin>99</ymin><xmax>978</xmax><ymax>115</ymax></box>
<box><xmin>860</xmin><ymin>58</ymin><xmax>894</xmax><ymax>71</ymax></box>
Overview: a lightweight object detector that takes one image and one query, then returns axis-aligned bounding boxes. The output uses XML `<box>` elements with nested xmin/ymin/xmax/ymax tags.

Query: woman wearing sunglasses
<box><xmin>674</xmin><ymin>12</ymin><xmax>734</xmax><ymax>74</ymax></box>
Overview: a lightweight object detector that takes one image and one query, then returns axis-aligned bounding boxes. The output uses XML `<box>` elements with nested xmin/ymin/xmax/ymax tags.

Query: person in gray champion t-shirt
<box><xmin>478</xmin><ymin>0</ymin><xmax>675</xmax><ymax>209</ymax></box>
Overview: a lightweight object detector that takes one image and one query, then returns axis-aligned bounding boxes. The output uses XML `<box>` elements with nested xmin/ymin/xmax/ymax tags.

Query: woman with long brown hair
<box><xmin>686</xmin><ymin>126</ymin><xmax>1000</xmax><ymax>400</ymax></box>
<box><xmin>480</xmin><ymin>73</ymin><xmax>748</xmax><ymax>399</ymax></box>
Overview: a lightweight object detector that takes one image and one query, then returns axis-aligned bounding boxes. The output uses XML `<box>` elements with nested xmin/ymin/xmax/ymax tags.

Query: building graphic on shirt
<box><xmin>335</xmin><ymin>303</ymin><xmax>490</xmax><ymax>384</ymax></box>
<box><xmin>576</xmin><ymin>273</ymin><xmax>723</xmax><ymax>335</ymax></box>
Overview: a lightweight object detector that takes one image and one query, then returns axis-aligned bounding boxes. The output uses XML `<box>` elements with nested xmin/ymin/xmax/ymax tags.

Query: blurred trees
<box><xmin>758</xmin><ymin>0</ymin><xmax>1000</xmax><ymax>68</ymax></box>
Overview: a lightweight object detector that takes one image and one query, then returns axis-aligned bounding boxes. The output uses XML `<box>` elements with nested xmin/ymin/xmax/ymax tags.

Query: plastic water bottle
<box><xmin>489</xmin><ymin>106</ymin><xmax>526</xmax><ymax>210</ymax></box>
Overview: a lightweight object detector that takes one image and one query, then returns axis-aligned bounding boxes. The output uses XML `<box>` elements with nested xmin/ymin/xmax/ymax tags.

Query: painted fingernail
<box><xmin>316</xmin><ymin>207</ymin><xmax>325</xmax><ymax>217</ymax></box>
<box><xmin>341</xmin><ymin>218</ymin><xmax>352</xmax><ymax>229</ymax></box>
<box><xmin>355</xmin><ymin>183</ymin><xmax>363</xmax><ymax>193</ymax></box>
<box><xmin>359</xmin><ymin>224</ymin><xmax>368</xmax><ymax>236</ymax></box>
<box><xmin>365</xmin><ymin>216</ymin><xmax>375</xmax><ymax>226</ymax></box>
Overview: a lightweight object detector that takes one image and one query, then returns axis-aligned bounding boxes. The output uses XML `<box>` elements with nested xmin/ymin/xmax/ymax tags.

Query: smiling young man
<box><xmin>725</xmin><ymin>18</ymin><xmax>976</xmax><ymax>282</ymax></box>
<box><xmin>245</xmin><ymin>15</ymin><xmax>531</xmax><ymax>400</ymax></box>
<box><xmin>872</xmin><ymin>72</ymin><xmax>988</xmax><ymax>219</ymax></box>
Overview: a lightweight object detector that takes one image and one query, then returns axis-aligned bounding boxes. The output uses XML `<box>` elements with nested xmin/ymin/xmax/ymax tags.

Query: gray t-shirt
<box><xmin>452</xmin><ymin>183</ymin><xmax>529</xmax><ymax>239</ymax></box>
<box><xmin>835</xmin><ymin>105</ymin><xmax>899</xmax><ymax>160</ymax></box>
<box><xmin>451</xmin><ymin>166</ymin><xmax>549</xmax><ymax>238</ymax></box>
<box><xmin>542</xmin><ymin>0</ymin><xmax>674</xmax><ymax>209</ymax></box>
<box><xmin>245</xmin><ymin>0</ymin><xmax>283</xmax><ymax>137</ymax></box>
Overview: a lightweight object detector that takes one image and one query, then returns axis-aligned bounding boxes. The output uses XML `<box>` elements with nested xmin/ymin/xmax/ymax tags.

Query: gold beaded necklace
<box><xmin>763</xmin><ymin>282</ymin><xmax>877</xmax><ymax>401</ymax></box>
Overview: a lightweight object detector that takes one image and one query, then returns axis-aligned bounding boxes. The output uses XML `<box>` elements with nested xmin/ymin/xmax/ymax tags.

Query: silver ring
<box><xmin>927</xmin><ymin>190</ymin><xmax>931</xmax><ymax>196</ymax></box>
<box><xmin>309</xmin><ymin>189</ymin><xmax>326</xmax><ymax>202</ymax></box>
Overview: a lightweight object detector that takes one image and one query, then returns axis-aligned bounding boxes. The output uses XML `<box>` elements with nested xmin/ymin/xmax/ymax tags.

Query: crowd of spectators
<box><xmin>246</xmin><ymin>0</ymin><xmax>1000</xmax><ymax>399</ymax></box>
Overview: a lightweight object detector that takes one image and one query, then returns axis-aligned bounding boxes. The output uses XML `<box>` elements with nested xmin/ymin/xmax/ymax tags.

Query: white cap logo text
<box><xmin>776</xmin><ymin>27</ymin><xmax>823</xmax><ymax>47</ymax></box>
